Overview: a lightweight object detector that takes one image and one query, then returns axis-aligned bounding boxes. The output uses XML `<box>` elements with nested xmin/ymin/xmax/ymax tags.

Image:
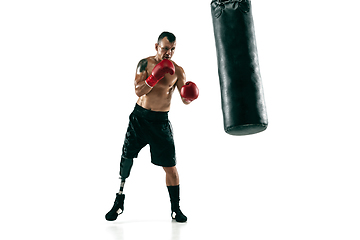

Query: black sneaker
<box><xmin>105</xmin><ymin>193</ymin><xmax>125</xmax><ymax>221</ymax></box>
<box><xmin>171</xmin><ymin>209</ymin><xmax>187</xmax><ymax>223</ymax></box>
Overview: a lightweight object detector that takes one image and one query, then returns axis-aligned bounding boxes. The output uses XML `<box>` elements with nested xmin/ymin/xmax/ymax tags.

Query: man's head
<box><xmin>155</xmin><ymin>31</ymin><xmax>176</xmax><ymax>61</ymax></box>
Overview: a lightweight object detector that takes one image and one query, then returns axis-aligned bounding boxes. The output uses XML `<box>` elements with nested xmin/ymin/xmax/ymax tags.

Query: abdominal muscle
<box><xmin>136</xmin><ymin>82</ymin><xmax>176</xmax><ymax>112</ymax></box>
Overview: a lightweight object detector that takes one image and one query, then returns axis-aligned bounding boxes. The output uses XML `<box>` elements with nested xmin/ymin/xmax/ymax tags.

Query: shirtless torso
<box><xmin>134</xmin><ymin>38</ymin><xmax>189</xmax><ymax>112</ymax></box>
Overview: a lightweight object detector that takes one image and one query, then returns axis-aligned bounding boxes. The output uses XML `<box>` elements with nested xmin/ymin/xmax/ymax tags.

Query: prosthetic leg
<box><xmin>105</xmin><ymin>157</ymin><xmax>133</xmax><ymax>221</ymax></box>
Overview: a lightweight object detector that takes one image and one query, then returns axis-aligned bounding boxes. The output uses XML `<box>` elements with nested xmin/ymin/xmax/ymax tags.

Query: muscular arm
<box><xmin>134</xmin><ymin>58</ymin><xmax>152</xmax><ymax>97</ymax></box>
<box><xmin>176</xmin><ymin>66</ymin><xmax>191</xmax><ymax>105</ymax></box>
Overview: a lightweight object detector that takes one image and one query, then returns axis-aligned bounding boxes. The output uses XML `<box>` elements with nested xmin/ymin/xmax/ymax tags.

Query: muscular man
<box><xmin>105</xmin><ymin>32</ymin><xmax>199</xmax><ymax>223</ymax></box>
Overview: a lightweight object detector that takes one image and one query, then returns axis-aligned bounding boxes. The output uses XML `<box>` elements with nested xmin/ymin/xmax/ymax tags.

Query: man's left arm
<box><xmin>176</xmin><ymin>66</ymin><xmax>199</xmax><ymax>104</ymax></box>
<box><xmin>175</xmin><ymin>67</ymin><xmax>191</xmax><ymax>105</ymax></box>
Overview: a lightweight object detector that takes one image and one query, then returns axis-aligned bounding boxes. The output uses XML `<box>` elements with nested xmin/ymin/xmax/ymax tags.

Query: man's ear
<box><xmin>155</xmin><ymin>43</ymin><xmax>159</xmax><ymax>51</ymax></box>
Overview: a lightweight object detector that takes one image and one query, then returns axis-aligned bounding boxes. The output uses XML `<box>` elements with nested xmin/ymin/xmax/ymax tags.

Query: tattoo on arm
<box><xmin>136</xmin><ymin>59</ymin><xmax>148</xmax><ymax>74</ymax></box>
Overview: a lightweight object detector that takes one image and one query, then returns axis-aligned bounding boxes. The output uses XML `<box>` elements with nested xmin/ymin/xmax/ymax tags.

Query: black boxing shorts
<box><xmin>121</xmin><ymin>104</ymin><xmax>176</xmax><ymax>167</ymax></box>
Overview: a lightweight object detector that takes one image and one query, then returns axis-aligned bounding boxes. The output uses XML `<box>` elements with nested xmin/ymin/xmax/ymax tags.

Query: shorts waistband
<box><xmin>132</xmin><ymin>104</ymin><xmax>169</xmax><ymax>121</ymax></box>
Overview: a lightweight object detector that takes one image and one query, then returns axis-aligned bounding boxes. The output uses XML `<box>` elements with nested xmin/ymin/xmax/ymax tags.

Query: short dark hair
<box><xmin>158</xmin><ymin>31</ymin><xmax>176</xmax><ymax>44</ymax></box>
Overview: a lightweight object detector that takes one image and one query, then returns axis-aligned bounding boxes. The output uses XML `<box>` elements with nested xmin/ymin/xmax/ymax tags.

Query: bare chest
<box><xmin>146</xmin><ymin>66</ymin><xmax>177</xmax><ymax>89</ymax></box>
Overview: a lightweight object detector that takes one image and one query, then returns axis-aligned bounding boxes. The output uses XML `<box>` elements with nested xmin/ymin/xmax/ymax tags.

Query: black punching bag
<box><xmin>211</xmin><ymin>0</ymin><xmax>268</xmax><ymax>136</ymax></box>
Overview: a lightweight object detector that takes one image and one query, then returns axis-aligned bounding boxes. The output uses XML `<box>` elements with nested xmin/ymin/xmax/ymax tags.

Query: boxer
<box><xmin>105</xmin><ymin>32</ymin><xmax>199</xmax><ymax>223</ymax></box>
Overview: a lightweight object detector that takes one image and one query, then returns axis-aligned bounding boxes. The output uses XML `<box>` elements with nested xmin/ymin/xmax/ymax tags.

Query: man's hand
<box><xmin>180</xmin><ymin>81</ymin><xmax>199</xmax><ymax>103</ymax></box>
<box><xmin>145</xmin><ymin>59</ymin><xmax>175</xmax><ymax>88</ymax></box>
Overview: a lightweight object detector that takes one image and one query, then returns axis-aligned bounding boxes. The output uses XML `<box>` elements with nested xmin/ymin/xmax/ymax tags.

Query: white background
<box><xmin>1</xmin><ymin>0</ymin><xmax>359</xmax><ymax>239</ymax></box>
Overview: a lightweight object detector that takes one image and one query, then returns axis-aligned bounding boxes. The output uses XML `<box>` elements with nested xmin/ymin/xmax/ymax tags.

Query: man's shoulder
<box><xmin>136</xmin><ymin>57</ymin><xmax>155</xmax><ymax>73</ymax></box>
<box><xmin>173</xmin><ymin>61</ymin><xmax>184</xmax><ymax>74</ymax></box>
<box><xmin>172</xmin><ymin>62</ymin><xmax>185</xmax><ymax>80</ymax></box>
<box><xmin>137</xmin><ymin>56</ymin><xmax>156</xmax><ymax>65</ymax></box>
<box><xmin>144</xmin><ymin>56</ymin><xmax>156</xmax><ymax>63</ymax></box>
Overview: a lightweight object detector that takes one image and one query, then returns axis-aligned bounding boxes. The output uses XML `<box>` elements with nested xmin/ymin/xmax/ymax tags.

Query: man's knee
<box><xmin>163</xmin><ymin>166</ymin><xmax>178</xmax><ymax>177</ymax></box>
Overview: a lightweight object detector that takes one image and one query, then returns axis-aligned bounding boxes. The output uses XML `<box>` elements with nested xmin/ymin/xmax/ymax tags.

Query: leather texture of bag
<box><xmin>211</xmin><ymin>0</ymin><xmax>268</xmax><ymax>136</ymax></box>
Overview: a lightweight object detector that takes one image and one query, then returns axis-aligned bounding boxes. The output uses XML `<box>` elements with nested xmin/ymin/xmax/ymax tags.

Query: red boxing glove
<box><xmin>145</xmin><ymin>59</ymin><xmax>175</xmax><ymax>88</ymax></box>
<box><xmin>180</xmin><ymin>81</ymin><xmax>199</xmax><ymax>102</ymax></box>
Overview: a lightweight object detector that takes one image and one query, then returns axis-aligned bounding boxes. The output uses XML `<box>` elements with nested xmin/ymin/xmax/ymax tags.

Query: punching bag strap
<box><xmin>214</xmin><ymin>0</ymin><xmax>247</xmax><ymax>3</ymax></box>
<box><xmin>212</xmin><ymin>0</ymin><xmax>250</xmax><ymax>18</ymax></box>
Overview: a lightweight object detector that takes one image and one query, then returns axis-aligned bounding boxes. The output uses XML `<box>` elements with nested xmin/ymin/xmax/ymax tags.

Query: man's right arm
<box><xmin>134</xmin><ymin>58</ymin><xmax>175</xmax><ymax>97</ymax></box>
<box><xmin>134</xmin><ymin>58</ymin><xmax>152</xmax><ymax>97</ymax></box>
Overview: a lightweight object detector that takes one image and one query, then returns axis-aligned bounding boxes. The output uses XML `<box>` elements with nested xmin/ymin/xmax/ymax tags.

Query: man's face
<box><xmin>156</xmin><ymin>37</ymin><xmax>176</xmax><ymax>61</ymax></box>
